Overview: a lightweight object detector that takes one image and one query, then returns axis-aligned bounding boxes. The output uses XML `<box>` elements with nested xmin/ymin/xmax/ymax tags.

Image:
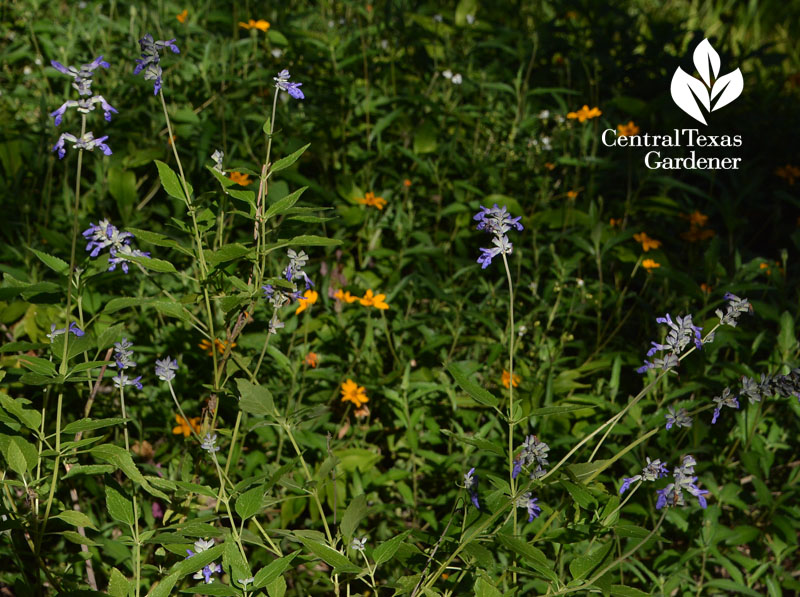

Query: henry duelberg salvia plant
<box><xmin>3</xmin><ymin>21</ymin><xmax>800</xmax><ymax>597</ymax></box>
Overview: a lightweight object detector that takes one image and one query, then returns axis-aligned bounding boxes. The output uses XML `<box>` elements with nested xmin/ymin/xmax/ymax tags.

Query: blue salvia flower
<box><xmin>46</xmin><ymin>322</ymin><xmax>85</xmax><ymax>341</ymax></box>
<box><xmin>711</xmin><ymin>387</ymin><xmax>739</xmax><ymax>424</ymax></box>
<box><xmin>473</xmin><ymin>204</ymin><xmax>523</xmax><ymax>269</ymax></box>
<box><xmin>52</xmin><ymin>132</ymin><xmax>112</xmax><ymax>160</ymax></box>
<box><xmin>655</xmin><ymin>455</ymin><xmax>710</xmax><ymax>510</ymax></box>
<box><xmin>464</xmin><ymin>467</ymin><xmax>480</xmax><ymax>509</ymax></box>
<box><xmin>284</xmin><ymin>249</ymin><xmax>314</xmax><ymax>289</ymax></box>
<box><xmin>211</xmin><ymin>149</ymin><xmax>224</xmax><ymax>173</ymax></box>
<box><xmin>134</xmin><ymin>34</ymin><xmax>180</xmax><ymax>95</ymax></box>
<box><xmin>274</xmin><ymin>69</ymin><xmax>304</xmax><ymax>99</ymax></box>
<box><xmin>112</xmin><ymin>372</ymin><xmax>143</xmax><ymax>390</ymax></box>
<box><xmin>155</xmin><ymin>357</ymin><xmax>178</xmax><ymax>382</ymax></box>
<box><xmin>201</xmin><ymin>433</ymin><xmax>220</xmax><ymax>453</ymax></box>
<box><xmin>665</xmin><ymin>405</ymin><xmax>692</xmax><ymax>430</ymax></box>
<box><xmin>637</xmin><ymin>312</ymin><xmax>703</xmax><ymax>373</ymax></box>
<box><xmin>112</xmin><ymin>338</ymin><xmax>137</xmax><ymax>370</ymax></box>
<box><xmin>82</xmin><ymin>219</ymin><xmax>150</xmax><ymax>273</ymax></box>
<box><xmin>619</xmin><ymin>457</ymin><xmax>668</xmax><ymax>495</ymax></box>
<box><xmin>51</xmin><ymin>55</ymin><xmax>109</xmax><ymax>96</ymax></box>
<box><xmin>51</xmin><ymin>96</ymin><xmax>117</xmax><ymax>126</ymax></box>
<box><xmin>512</xmin><ymin>434</ymin><xmax>550</xmax><ymax>480</ymax></box>
<box><xmin>515</xmin><ymin>492</ymin><xmax>542</xmax><ymax>522</ymax></box>
<box><xmin>185</xmin><ymin>539</ymin><xmax>219</xmax><ymax>584</ymax></box>
<box><xmin>715</xmin><ymin>293</ymin><xmax>752</xmax><ymax>327</ymax></box>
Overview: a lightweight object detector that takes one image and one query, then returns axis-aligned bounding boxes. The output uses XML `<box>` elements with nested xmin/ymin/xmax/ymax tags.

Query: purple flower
<box><xmin>464</xmin><ymin>467</ymin><xmax>479</xmax><ymax>509</ymax></box>
<box><xmin>51</xmin><ymin>55</ymin><xmax>109</xmax><ymax>96</ymax></box>
<box><xmin>152</xmin><ymin>502</ymin><xmax>164</xmax><ymax>520</ymax></box>
<box><xmin>155</xmin><ymin>357</ymin><xmax>178</xmax><ymax>382</ymax></box>
<box><xmin>112</xmin><ymin>372</ymin><xmax>143</xmax><ymax>390</ymax></box>
<box><xmin>655</xmin><ymin>455</ymin><xmax>710</xmax><ymax>510</ymax></box>
<box><xmin>619</xmin><ymin>457</ymin><xmax>667</xmax><ymax>494</ymax></box>
<box><xmin>274</xmin><ymin>69</ymin><xmax>304</xmax><ymax>99</ymax></box>
<box><xmin>46</xmin><ymin>322</ymin><xmax>85</xmax><ymax>341</ymax></box>
<box><xmin>512</xmin><ymin>434</ymin><xmax>550</xmax><ymax>479</ymax></box>
<box><xmin>619</xmin><ymin>477</ymin><xmax>636</xmax><ymax>495</ymax></box>
<box><xmin>52</xmin><ymin>132</ymin><xmax>112</xmax><ymax>159</ymax></box>
<box><xmin>716</xmin><ymin>293</ymin><xmax>752</xmax><ymax>327</ymax></box>
<box><xmin>81</xmin><ymin>219</ymin><xmax>149</xmax><ymax>272</ymax></box>
<box><xmin>516</xmin><ymin>492</ymin><xmax>541</xmax><ymax>522</ymax></box>
<box><xmin>665</xmin><ymin>405</ymin><xmax>692</xmax><ymax>430</ymax></box>
<box><xmin>134</xmin><ymin>34</ymin><xmax>180</xmax><ymax>95</ymax></box>
<box><xmin>637</xmin><ymin>312</ymin><xmax>703</xmax><ymax>374</ymax></box>
<box><xmin>511</xmin><ymin>458</ymin><xmax>522</xmax><ymax>479</ymax></box>
<box><xmin>473</xmin><ymin>204</ymin><xmax>522</xmax><ymax>269</ymax></box>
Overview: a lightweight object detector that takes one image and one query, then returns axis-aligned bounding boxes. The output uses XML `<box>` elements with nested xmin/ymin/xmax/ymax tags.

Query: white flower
<box><xmin>541</xmin><ymin>136</ymin><xmax>552</xmax><ymax>150</ymax></box>
<box><xmin>538</xmin><ymin>109</ymin><xmax>550</xmax><ymax>119</ymax></box>
<box><xmin>442</xmin><ymin>69</ymin><xmax>453</xmax><ymax>80</ymax></box>
<box><xmin>350</xmin><ymin>537</ymin><xmax>368</xmax><ymax>551</ymax></box>
<box><xmin>451</xmin><ymin>73</ymin><xmax>463</xmax><ymax>85</ymax></box>
<box><xmin>194</xmin><ymin>538</ymin><xmax>215</xmax><ymax>553</ymax></box>
<box><xmin>433</xmin><ymin>14</ymin><xmax>443</xmax><ymax>22</ymax></box>
<box><xmin>465</xmin><ymin>14</ymin><xmax>475</xmax><ymax>25</ymax></box>
<box><xmin>238</xmin><ymin>577</ymin><xmax>255</xmax><ymax>588</ymax></box>
<box><xmin>271</xmin><ymin>48</ymin><xmax>283</xmax><ymax>58</ymax></box>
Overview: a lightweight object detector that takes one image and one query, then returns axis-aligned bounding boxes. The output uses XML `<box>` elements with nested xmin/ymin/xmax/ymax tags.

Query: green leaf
<box><xmin>207</xmin><ymin>165</ymin><xmax>236</xmax><ymax>189</ymax></box>
<box><xmin>253</xmin><ymin>552</ymin><xmax>298</xmax><ymax>589</ymax></box>
<box><xmin>126</xmin><ymin>227</ymin><xmax>193</xmax><ymax>256</ymax></box>
<box><xmin>105</xmin><ymin>485</ymin><xmax>134</xmax><ymax>526</ymax></box>
<box><xmin>724</xmin><ymin>525</ymin><xmax>761</xmax><ymax>545</ymax></box>
<box><xmin>528</xmin><ymin>404</ymin><xmax>595</xmax><ymax>417</ymax></box>
<box><xmin>108</xmin><ymin>568</ymin><xmax>131</xmax><ymax>597</ymax></box>
<box><xmin>147</xmin><ymin>544</ymin><xmax>224</xmax><ymax>597</ymax></box>
<box><xmin>236</xmin><ymin>379</ymin><xmax>275</xmax><ymax>416</ymax></box>
<box><xmin>413</xmin><ymin>121</ymin><xmax>438</xmax><ymax>154</ymax></box>
<box><xmin>373</xmin><ymin>531</ymin><xmax>410</xmax><ymax>566</ymax></box>
<box><xmin>62</xmin><ymin>464</ymin><xmax>116</xmax><ymax>480</ymax></box>
<box><xmin>206</xmin><ymin>243</ymin><xmax>252</xmax><ymax>266</ymax></box>
<box><xmin>17</xmin><ymin>355</ymin><xmax>57</xmax><ymax>376</ymax></box>
<box><xmin>62</xmin><ymin>530</ymin><xmax>100</xmax><ymax>546</ymax></box>
<box><xmin>560</xmin><ymin>480</ymin><xmax>597</xmax><ymax>510</ymax></box>
<box><xmin>474</xmin><ymin>577</ymin><xmax>503</xmax><ymax>597</ymax></box>
<box><xmin>155</xmin><ymin>160</ymin><xmax>193</xmax><ymax>202</ymax></box>
<box><xmin>53</xmin><ymin>510</ymin><xmax>98</xmax><ymax>531</ymax></box>
<box><xmin>152</xmin><ymin>301</ymin><xmax>192</xmax><ymax>323</ymax></box>
<box><xmin>297</xmin><ymin>537</ymin><xmax>361</xmax><ymax>574</ymax></box>
<box><xmin>286</xmin><ymin>235</ymin><xmax>342</xmax><ymax>247</ymax></box>
<box><xmin>30</xmin><ymin>248</ymin><xmax>69</xmax><ymax>275</ymax></box>
<box><xmin>235</xmin><ymin>484</ymin><xmax>265</xmax><ymax>520</ymax></box>
<box><xmin>92</xmin><ymin>444</ymin><xmax>168</xmax><ymax>500</ymax></box>
<box><xmin>266</xmin><ymin>576</ymin><xmax>286</xmax><ymax>597</ymax></box>
<box><xmin>0</xmin><ymin>394</ymin><xmax>41</xmax><ymax>431</ymax></box>
<box><xmin>263</xmin><ymin>187</ymin><xmax>307</xmax><ymax>221</ymax></box>
<box><xmin>445</xmin><ymin>362</ymin><xmax>499</xmax><ymax>408</ymax></box>
<box><xmin>126</xmin><ymin>254</ymin><xmax>177</xmax><ymax>273</ymax></box>
<box><xmin>6</xmin><ymin>439</ymin><xmax>28</xmax><ymax>477</ymax></box>
<box><xmin>340</xmin><ymin>494</ymin><xmax>367</xmax><ymax>543</ymax></box>
<box><xmin>496</xmin><ymin>534</ymin><xmax>558</xmax><ymax>582</ymax></box>
<box><xmin>270</xmin><ymin>144</ymin><xmax>310</xmax><ymax>174</ymax></box>
<box><xmin>569</xmin><ymin>541</ymin><xmax>613</xmax><ymax>582</ymax></box>
<box><xmin>608</xmin><ymin>586</ymin><xmax>650</xmax><ymax>597</ymax></box>
<box><xmin>704</xmin><ymin>579</ymin><xmax>763</xmax><ymax>597</ymax></box>
<box><xmin>62</xmin><ymin>417</ymin><xmax>126</xmax><ymax>435</ymax></box>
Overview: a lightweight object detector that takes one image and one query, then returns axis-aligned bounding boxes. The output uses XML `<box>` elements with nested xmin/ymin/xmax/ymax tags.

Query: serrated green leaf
<box><xmin>373</xmin><ymin>531</ymin><xmax>410</xmax><ymax>566</ymax></box>
<box><xmin>235</xmin><ymin>485</ymin><xmax>265</xmax><ymax>520</ymax></box>
<box><xmin>206</xmin><ymin>243</ymin><xmax>252</xmax><ymax>266</ymax></box>
<box><xmin>62</xmin><ymin>417</ymin><xmax>126</xmax><ymax>435</ymax></box>
<box><xmin>608</xmin><ymin>585</ymin><xmax>650</xmax><ymax>597</ymax></box>
<box><xmin>263</xmin><ymin>187</ymin><xmax>307</xmax><ymax>221</ymax></box>
<box><xmin>108</xmin><ymin>568</ymin><xmax>131</xmax><ymax>597</ymax></box>
<box><xmin>126</xmin><ymin>254</ymin><xmax>177</xmax><ymax>273</ymax></box>
<box><xmin>53</xmin><ymin>510</ymin><xmax>98</xmax><ymax>531</ymax></box>
<box><xmin>270</xmin><ymin>144</ymin><xmax>310</xmax><ymax>174</ymax></box>
<box><xmin>236</xmin><ymin>379</ymin><xmax>275</xmax><ymax>416</ymax></box>
<box><xmin>155</xmin><ymin>160</ymin><xmax>193</xmax><ymax>202</ymax></box>
<box><xmin>30</xmin><ymin>248</ymin><xmax>69</xmax><ymax>275</ymax></box>
<box><xmin>298</xmin><ymin>537</ymin><xmax>360</xmax><ymax>574</ymax></box>
<box><xmin>62</xmin><ymin>464</ymin><xmax>116</xmax><ymax>480</ymax></box>
<box><xmin>445</xmin><ymin>362</ymin><xmax>499</xmax><ymax>407</ymax></box>
<box><xmin>147</xmin><ymin>544</ymin><xmax>224</xmax><ymax>597</ymax></box>
<box><xmin>92</xmin><ymin>444</ymin><xmax>168</xmax><ymax>500</ymax></box>
<box><xmin>474</xmin><ymin>577</ymin><xmax>502</xmax><ymax>597</ymax></box>
<box><xmin>62</xmin><ymin>530</ymin><xmax>101</xmax><ymax>546</ymax></box>
<box><xmin>105</xmin><ymin>485</ymin><xmax>134</xmax><ymax>526</ymax></box>
<box><xmin>0</xmin><ymin>394</ymin><xmax>41</xmax><ymax>431</ymax></box>
<box><xmin>286</xmin><ymin>235</ymin><xmax>342</xmax><ymax>247</ymax></box>
<box><xmin>126</xmin><ymin>227</ymin><xmax>193</xmax><ymax>256</ymax></box>
<box><xmin>560</xmin><ymin>480</ymin><xmax>597</xmax><ymax>509</ymax></box>
<box><xmin>529</xmin><ymin>404</ymin><xmax>595</xmax><ymax>417</ymax></box>
<box><xmin>6</xmin><ymin>439</ymin><xmax>28</xmax><ymax>476</ymax></box>
<box><xmin>569</xmin><ymin>541</ymin><xmax>613</xmax><ymax>582</ymax></box>
<box><xmin>253</xmin><ymin>552</ymin><xmax>298</xmax><ymax>589</ymax></box>
<box><xmin>178</xmin><ymin>584</ymin><xmax>239</xmax><ymax>596</ymax></box>
<box><xmin>340</xmin><ymin>494</ymin><xmax>367</xmax><ymax>542</ymax></box>
<box><xmin>496</xmin><ymin>534</ymin><xmax>558</xmax><ymax>582</ymax></box>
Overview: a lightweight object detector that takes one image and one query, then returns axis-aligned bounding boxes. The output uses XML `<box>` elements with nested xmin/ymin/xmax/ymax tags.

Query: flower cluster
<box><xmin>442</xmin><ymin>69</ymin><xmax>463</xmax><ymax>85</ymax></box>
<box><xmin>633</xmin><ymin>232</ymin><xmax>661</xmax><ymax>252</ymax></box>
<box><xmin>473</xmin><ymin>204</ymin><xmax>523</xmax><ymax>269</ymax></box>
<box><xmin>82</xmin><ymin>219</ymin><xmax>150</xmax><ymax>273</ymax></box>
<box><xmin>515</xmin><ymin>493</ymin><xmax>542</xmax><ymax>522</ymax></box>
<box><xmin>211</xmin><ymin>150</ymin><xmax>224</xmax><ymax>173</ymax></box>
<box><xmin>512</xmin><ymin>434</ymin><xmax>550</xmax><ymax>480</ymax></box>
<box><xmin>715</xmin><ymin>293</ymin><xmax>752</xmax><ymax>327</ymax></box>
<box><xmin>46</xmin><ymin>322</ymin><xmax>84</xmax><ymax>341</ymax></box>
<box><xmin>185</xmin><ymin>538</ymin><xmax>219</xmax><ymax>584</ymax></box>
<box><xmin>50</xmin><ymin>56</ymin><xmax>115</xmax><ymax>159</ymax></box>
<box><xmin>239</xmin><ymin>19</ymin><xmax>270</xmax><ymax>31</ymax></box>
<box><xmin>134</xmin><ymin>34</ymin><xmax>180</xmax><ymax>95</ymax></box>
<box><xmin>263</xmin><ymin>249</ymin><xmax>315</xmax><ymax>333</ymax></box>
<box><xmin>655</xmin><ymin>455</ymin><xmax>710</xmax><ymax>510</ymax></box>
<box><xmin>637</xmin><ymin>313</ymin><xmax>703</xmax><ymax>374</ymax></box>
<box><xmin>155</xmin><ymin>356</ymin><xmax>178</xmax><ymax>382</ymax></box>
<box><xmin>198</xmin><ymin>338</ymin><xmax>236</xmax><ymax>356</ymax></box>
<box><xmin>340</xmin><ymin>379</ymin><xmax>369</xmax><ymax>408</ymax></box>
<box><xmin>665</xmin><ymin>405</ymin><xmax>692</xmax><ymax>430</ymax></box>
<box><xmin>619</xmin><ymin>457</ymin><xmax>668</xmax><ymax>494</ymax></box>
<box><xmin>201</xmin><ymin>433</ymin><xmax>220</xmax><ymax>453</ymax></box>
<box><xmin>711</xmin><ymin>368</ymin><xmax>800</xmax><ymax>424</ymax></box>
<box><xmin>617</xmin><ymin>121</ymin><xmax>640</xmax><ymax>136</ymax></box>
<box><xmin>274</xmin><ymin>69</ymin><xmax>304</xmax><ymax>99</ymax></box>
<box><xmin>334</xmin><ymin>288</ymin><xmax>389</xmax><ymax>310</ymax></box>
<box><xmin>680</xmin><ymin>210</ymin><xmax>715</xmax><ymax>242</ymax></box>
<box><xmin>111</xmin><ymin>338</ymin><xmax>142</xmax><ymax>391</ymax></box>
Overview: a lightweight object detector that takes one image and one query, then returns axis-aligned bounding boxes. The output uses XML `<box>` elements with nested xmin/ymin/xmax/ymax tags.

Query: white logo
<box><xmin>670</xmin><ymin>39</ymin><xmax>743</xmax><ymax>125</ymax></box>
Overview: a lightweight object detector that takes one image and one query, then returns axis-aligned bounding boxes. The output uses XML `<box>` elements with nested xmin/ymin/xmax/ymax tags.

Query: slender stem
<box><xmin>167</xmin><ymin>380</ymin><xmax>202</xmax><ymax>443</ymax></box>
<box><xmin>501</xmin><ymin>252</ymin><xmax>517</xmax><ymax>579</ymax></box>
<box><xmin>119</xmin><ymin>386</ymin><xmax>141</xmax><ymax>597</ymax></box>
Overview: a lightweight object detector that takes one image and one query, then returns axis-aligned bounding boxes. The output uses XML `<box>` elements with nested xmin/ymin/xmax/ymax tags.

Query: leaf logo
<box><xmin>670</xmin><ymin>39</ymin><xmax>743</xmax><ymax>125</ymax></box>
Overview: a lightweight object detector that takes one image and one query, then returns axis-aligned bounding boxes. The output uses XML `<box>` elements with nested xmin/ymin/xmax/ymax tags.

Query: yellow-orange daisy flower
<box><xmin>700</xmin><ymin>283</ymin><xmax>713</xmax><ymax>294</ymax></box>
<box><xmin>359</xmin><ymin>289</ymin><xmax>389</xmax><ymax>310</ymax></box>
<box><xmin>567</xmin><ymin>105</ymin><xmax>602</xmax><ymax>123</ymax></box>
<box><xmin>544</xmin><ymin>162</ymin><xmax>556</xmax><ymax>171</ymax></box>
<box><xmin>403</xmin><ymin>179</ymin><xmax>412</xmax><ymax>187</ymax></box>
<box><xmin>239</xmin><ymin>19</ymin><xmax>270</xmax><ymax>32</ymax></box>
<box><xmin>177</xmin><ymin>9</ymin><xmax>188</xmax><ymax>23</ymax></box>
<box><xmin>617</xmin><ymin>121</ymin><xmax>640</xmax><ymax>136</ymax></box>
<box><xmin>502</xmin><ymin>369</ymin><xmax>520</xmax><ymax>389</ymax></box>
<box><xmin>642</xmin><ymin>259</ymin><xmax>661</xmax><ymax>272</ymax></box>
<box><xmin>633</xmin><ymin>232</ymin><xmax>662</xmax><ymax>252</ymax></box>
<box><xmin>198</xmin><ymin>338</ymin><xmax>237</xmax><ymax>356</ymax></box>
<box><xmin>305</xmin><ymin>352</ymin><xmax>318</xmax><ymax>368</ymax></box>
<box><xmin>334</xmin><ymin>289</ymin><xmax>359</xmax><ymax>303</ymax></box>
<box><xmin>566</xmin><ymin>190</ymin><xmax>579</xmax><ymax>199</ymax></box>
<box><xmin>172</xmin><ymin>414</ymin><xmax>201</xmax><ymax>437</ymax></box>
<box><xmin>296</xmin><ymin>289</ymin><xmax>319</xmax><ymax>314</ymax></box>
<box><xmin>341</xmin><ymin>379</ymin><xmax>369</xmax><ymax>407</ymax></box>
<box><xmin>356</xmin><ymin>191</ymin><xmax>387</xmax><ymax>210</ymax></box>
<box><xmin>776</xmin><ymin>164</ymin><xmax>800</xmax><ymax>185</ymax></box>
<box><xmin>228</xmin><ymin>171</ymin><xmax>252</xmax><ymax>186</ymax></box>
<box><xmin>609</xmin><ymin>217</ymin><xmax>622</xmax><ymax>227</ymax></box>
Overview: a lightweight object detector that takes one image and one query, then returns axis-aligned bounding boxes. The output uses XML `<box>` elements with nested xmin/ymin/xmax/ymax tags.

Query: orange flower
<box><xmin>168</xmin><ymin>134</ymin><xmax>178</xmax><ymax>146</ymax></box>
<box><xmin>642</xmin><ymin>259</ymin><xmax>661</xmax><ymax>272</ymax></box>
<box><xmin>700</xmin><ymin>283</ymin><xmax>713</xmax><ymax>294</ymax></box>
<box><xmin>617</xmin><ymin>121</ymin><xmax>640</xmax><ymax>136</ymax></box>
<box><xmin>334</xmin><ymin>289</ymin><xmax>359</xmax><ymax>303</ymax></box>
<box><xmin>341</xmin><ymin>379</ymin><xmax>369</xmax><ymax>407</ymax></box>
<box><xmin>177</xmin><ymin>9</ymin><xmax>188</xmax><ymax>23</ymax></box>
<box><xmin>681</xmin><ymin>210</ymin><xmax>709</xmax><ymax>228</ymax></box>
<box><xmin>633</xmin><ymin>232</ymin><xmax>662</xmax><ymax>252</ymax></box>
<box><xmin>228</xmin><ymin>171</ymin><xmax>252</xmax><ymax>186</ymax></box>
<box><xmin>681</xmin><ymin>227</ymin><xmax>715</xmax><ymax>242</ymax></box>
<box><xmin>609</xmin><ymin>217</ymin><xmax>622</xmax><ymax>227</ymax></box>
<box><xmin>403</xmin><ymin>179</ymin><xmax>412</xmax><ymax>187</ymax></box>
<box><xmin>239</xmin><ymin>19</ymin><xmax>270</xmax><ymax>32</ymax></box>
<box><xmin>355</xmin><ymin>191</ymin><xmax>387</xmax><ymax>210</ymax></box>
<box><xmin>304</xmin><ymin>352</ymin><xmax>318</xmax><ymax>368</ymax></box>
<box><xmin>172</xmin><ymin>414</ymin><xmax>202</xmax><ymax>437</ymax></box>
<box><xmin>198</xmin><ymin>338</ymin><xmax>237</xmax><ymax>356</ymax></box>
<box><xmin>296</xmin><ymin>289</ymin><xmax>318</xmax><ymax>314</ymax></box>
<box><xmin>359</xmin><ymin>289</ymin><xmax>389</xmax><ymax>310</ymax></box>
<box><xmin>776</xmin><ymin>164</ymin><xmax>800</xmax><ymax>185</ymax></box>
<box><xmin>566</xmin><ymin>190</ymin><xmax>579</xmax><ymax>199</ymax></box>
<box><xmin>567</xmin><ymin>105</ymin><xmax>602</xmax><ymax>122</ymax></box>
<box><xmin>502</xmin><ymin>369</ymin><xmax>520</xmax><ymax>389</ymax></box>
<box><xmin>544</xmin><ymin>162</ymin><xmax>556</xmax><ymax>170</ymax></box>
